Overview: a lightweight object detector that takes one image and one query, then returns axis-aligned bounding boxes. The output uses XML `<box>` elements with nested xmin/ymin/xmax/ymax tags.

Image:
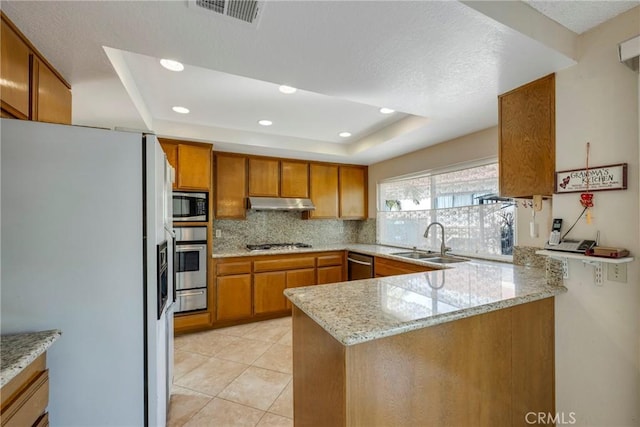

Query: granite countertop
<box><xmin>213</xmin><ymin>243</ymin><xmax>566</xmax><ymax>346</ymax></box>
<box><xmin>212</xmin><ymin>244</ymin><xmax>350</xmax><ymax>259</ymax></box>
<box><xmin>1</xmin><ymin>330</ymin><xmax>61</xmax><ymax>387</ymax></box>
<box><xmin>285</xmin><ymin>248</ymin><xmax>566</xmax><ymax>346</ymax></box>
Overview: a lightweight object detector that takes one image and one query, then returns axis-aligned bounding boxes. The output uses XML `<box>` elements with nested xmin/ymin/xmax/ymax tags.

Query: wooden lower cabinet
<box><xmin>212</xmin><ymin>251</ymin><xmax>345</xmax><ymax>326</ymax></box>
<box><xmin>254</xmin><ymin>271</ymin><xmax>287</xmax><ymax>314</ymax></box>
<box><xmin>316</xmin><ymin>251</ymin><xmax>345</xmax><ymax>284</ymax></box>
<box><xmin>0</xmin><ymin>353</ymin><xmax>49</xmax><ymax>427</ymax></box>
<box><xmin>317</xmin><ymin>265</ymin><xmax>344</xmax><ymax>285</ymax></box>
<box><xmin>285</xmin><ymin>268</ymin><xmax>316</xmax><ymax>309</ymax></box>
<box><xmin>374</xmin><ymin>256</ymin><xmax>434</xmax><ymax>277</ymax></box>
<box><xmin>174</xmin><ymin>312</ymin><xmax>212</xmax><ymax>333</ymax></box>
<box><xmin>216</xmin><ymin>274</ymin><xmax>252</xmax><ymax>321</ymax></box>
<box><xmin>292</xmin><ymin>297</ymin><xmax>555</xmax><ymax>426</ymax></box>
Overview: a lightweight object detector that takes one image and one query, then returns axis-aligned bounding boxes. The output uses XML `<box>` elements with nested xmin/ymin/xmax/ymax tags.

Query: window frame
<box><xmin>376</xmin><ymin>158</ymin><xmax>515</xmax><ymax>262</ymax></box>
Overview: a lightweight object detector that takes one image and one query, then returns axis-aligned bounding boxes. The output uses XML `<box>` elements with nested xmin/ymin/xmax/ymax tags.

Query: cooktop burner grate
<box><xmin>246</xmin><ymin>242</ymin><xmax>312</xmax><ymax>251</ymax></box>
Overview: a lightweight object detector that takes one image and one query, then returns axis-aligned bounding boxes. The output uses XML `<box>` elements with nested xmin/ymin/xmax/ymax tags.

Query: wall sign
<box><xmin>555</xmin><ymin>163</ymin><xmax>627</xmax><ymax>194</ymax></box>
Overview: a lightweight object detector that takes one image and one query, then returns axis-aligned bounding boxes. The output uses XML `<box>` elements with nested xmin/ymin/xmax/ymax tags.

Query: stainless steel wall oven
<box><xmin>174</xmin><ymin>227</ymin><xmax>207</xmax><ymax>313</ymax></box>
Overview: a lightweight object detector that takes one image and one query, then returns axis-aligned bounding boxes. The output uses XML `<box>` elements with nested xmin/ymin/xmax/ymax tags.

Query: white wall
<box><xmin>551</xmin><ymin>7</ymin><xmax>639</xmax><ymax>426</ymax></box>
<box><xmin>369</xmin><ymin>6</ymin><xmax>640</xmax><ymax>424</ymax></box>
<box><xmin>367</xmin><ymin>126</ymin><xmax>498</xmax><ymax>218</ymax></box>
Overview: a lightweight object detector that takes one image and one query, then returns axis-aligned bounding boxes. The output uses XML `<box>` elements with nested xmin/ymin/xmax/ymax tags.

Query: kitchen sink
<box><xmin>391</xmin><ymin>251</ymin><xmax>437</xmax><ymax>259</ymax></box>
<box><xmin>391</xmin><ymin>251</ymin><xmax>469</xmax><ymax>264</ymax></box>
<box><xmin>423</xmin><ymin>256</ymin><xmax>469</xmax><ymax>264</ymax></box>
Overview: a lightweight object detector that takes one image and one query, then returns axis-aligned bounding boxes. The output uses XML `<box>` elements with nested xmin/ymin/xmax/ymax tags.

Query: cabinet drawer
<box><xmin>2</xmin><ymin>369</ymin><xmax>49</xmax><ymax>427</ymax></box>
<box><xmin>217</xmin><ymin>260</ymin><xmax>252</xmax><ymax>276</ymax></box>
<box><xmin>316</xmin><ymin>253</ymin><xmax>343</xmax><ymax>267</ymax></box>
<box><xmin>254</xmin><ymin>257</ymin><xmax>315</xmax><ymax>272</ymax></box>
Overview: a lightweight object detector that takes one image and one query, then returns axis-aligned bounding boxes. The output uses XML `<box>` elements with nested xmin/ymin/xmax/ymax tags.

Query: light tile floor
<box><xmin>169</xmin><ymin>317</ymin><xmax>294</xmax><ymax>427</ymax></box>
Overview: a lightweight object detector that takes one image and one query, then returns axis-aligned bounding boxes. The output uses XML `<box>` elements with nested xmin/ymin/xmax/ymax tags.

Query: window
<box><xmin>377</xmin><ymin>162</ymin><xmax>515</xmax><ymax>258</ymax></box>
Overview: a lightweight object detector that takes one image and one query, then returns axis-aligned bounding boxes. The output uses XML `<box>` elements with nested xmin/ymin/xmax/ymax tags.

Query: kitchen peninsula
<box><xmin>284</xmin><ymin>247</ymin><xmax>566</xmax><ymax>427</ymax></box>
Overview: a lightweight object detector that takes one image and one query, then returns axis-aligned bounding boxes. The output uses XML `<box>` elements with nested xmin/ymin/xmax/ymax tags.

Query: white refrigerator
<box><xmin>1</xmin><ymin>118</ymin><xmax>175</xmax><ymax>426</ymax></box>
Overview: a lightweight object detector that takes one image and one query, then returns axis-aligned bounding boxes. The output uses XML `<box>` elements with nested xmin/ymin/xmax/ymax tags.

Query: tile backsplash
<box><xmin>213</xmin><ymin>211</ymin><xmax>376</xmax><ymax>252</ymax></box>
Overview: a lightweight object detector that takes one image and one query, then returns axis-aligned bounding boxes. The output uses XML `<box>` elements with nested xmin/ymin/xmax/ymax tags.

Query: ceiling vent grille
<box><xmin>190</xmin><ymin>0</ymin><xmax>263</xmax><ymax>26</ymax></box>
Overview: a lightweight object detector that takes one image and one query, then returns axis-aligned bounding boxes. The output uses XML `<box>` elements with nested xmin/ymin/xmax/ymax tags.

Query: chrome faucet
<box><xmin>423</xmin><ymin>222</ymin><xmax>451</xmax><ymax>256</ymax></box>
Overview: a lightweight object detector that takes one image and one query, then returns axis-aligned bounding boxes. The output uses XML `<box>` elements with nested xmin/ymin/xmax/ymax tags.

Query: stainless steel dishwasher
<box><xmin>347</xmin><ymin>252</ymin><xmax>374</xmax><ymax>280</ymax></box>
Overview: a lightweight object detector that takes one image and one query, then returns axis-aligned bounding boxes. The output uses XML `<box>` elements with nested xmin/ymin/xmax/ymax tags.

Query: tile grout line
<box><xmin>170</xmin><ymin>318</ymin><xmax>294</xmax><ymax>425</ymax></box>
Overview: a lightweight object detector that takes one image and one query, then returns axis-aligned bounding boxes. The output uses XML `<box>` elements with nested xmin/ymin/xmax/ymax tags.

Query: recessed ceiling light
<box><xmin>160</xmin><ymin>59</ymin><xmax>184</xmax><ymax>72</ymax></box>
<box><xmin>172</xmin><ymin>106</ymin><xmax>190</xmax><ymax>114</ymax></box>
<box><xmin>379</xmin><ymin>107</ymin><xmax>395</xmax><ymax>114</ymax></box>
<box><xmin>339</xmin><ymin>132</ymin><xmax>352</xmax><ymax>138</ymax></box>
<box><xmin>258</xmin><ymin>119</ymin><xmax>273</xmax><ymax>126</ymax></box>
<box><xmin>279</xmin><ymin>85</ymin><xmax>297</xmax><ymax>94</ymax></box>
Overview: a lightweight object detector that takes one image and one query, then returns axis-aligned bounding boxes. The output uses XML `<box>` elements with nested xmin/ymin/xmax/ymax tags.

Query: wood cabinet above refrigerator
<box><xmin>1</xmin><ymin>12</ymin><xmax>71</xmax><ymax>124</ymax></box>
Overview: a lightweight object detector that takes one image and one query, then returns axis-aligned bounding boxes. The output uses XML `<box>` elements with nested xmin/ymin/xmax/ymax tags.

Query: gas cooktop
<box><xmin>246</xmin><ymin>243</ymin><xmax>312</xmax><ymax>251</ymax></box>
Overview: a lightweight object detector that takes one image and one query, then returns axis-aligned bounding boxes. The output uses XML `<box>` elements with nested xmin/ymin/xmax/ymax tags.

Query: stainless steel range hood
<box><xmin>248</xmin><ymin>197</ymin><xmax>316</xmax><ymax>211</ymax></box>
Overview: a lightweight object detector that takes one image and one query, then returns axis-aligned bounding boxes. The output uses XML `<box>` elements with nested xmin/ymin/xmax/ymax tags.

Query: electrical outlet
<box><xmin>594</xmin><ymin>263</ymin><xmax>603</xmax><ymax>286</ymax></box>
<box><xmin>215</xmin><ymin>229</ymin><xmax>222</xmax><ymax>238</ymax></box>
<box><xmin>607</xmin><ymin>263</ymin><xmax>627</xmax><ymax>283</ymax></box>
<box><xmin>562</xmin><ymin>259</ymin><xmax>569</xmax><ymax>279</ymax></box>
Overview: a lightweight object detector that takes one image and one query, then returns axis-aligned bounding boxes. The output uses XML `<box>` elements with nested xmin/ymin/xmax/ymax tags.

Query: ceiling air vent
<box><xmin>190</xmin><ymin>0</ymin><xmax>263</xmax><ymax>26</ymax></box>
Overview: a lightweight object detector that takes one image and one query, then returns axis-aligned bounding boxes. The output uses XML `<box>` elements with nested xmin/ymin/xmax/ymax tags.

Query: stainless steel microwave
<box><xmin>172</xmin><ymin>192</ymin><xmax>208</xmax><ymax>222</ymax></box>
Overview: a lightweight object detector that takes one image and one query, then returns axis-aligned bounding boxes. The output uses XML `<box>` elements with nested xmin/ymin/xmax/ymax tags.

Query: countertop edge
<box><xmin>1</xmin><ymin>329</ymin><xmax>62</xmax><ymax>388</ymax></box>
<box><xmin>285</xmin><ymin>286</ymin><xmax>567</xmax><ymax>346</ymax></box>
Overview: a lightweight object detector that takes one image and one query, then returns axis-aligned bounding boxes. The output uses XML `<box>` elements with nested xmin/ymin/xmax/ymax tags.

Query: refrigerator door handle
<box><xmin>172</xmin><ymin>236</ymin><xmax>177</xmax><ymax>304</ymax></box>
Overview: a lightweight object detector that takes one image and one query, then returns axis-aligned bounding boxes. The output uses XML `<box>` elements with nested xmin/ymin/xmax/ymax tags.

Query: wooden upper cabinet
<box><xmin>178</xmin><ymin>144</ymin><xmax>212</xmax><ymax>190</ymax></box>
<box><xmin>0</xmin><ymin>13</ymin><xmax>71</xmax><ymax>124</ymax></box>
<box><xmin>499</xmin><ymin>74</ymin><xmax>555</xmax><ymax>198</ymax></box>
<box><xmin>159</xmin><ymin>140</ymin><xmax>212</xmax><ymax>191</ymax></box>
<box><xmin>248</xmin><ymin>158</ymin><xmax>280</xmax><ymax>197</ymax></box>
<box><xmin>1</xmin><ymin>16</ymin><xmax>30</xmax><ymax>119</ymax></box>
<box><xmin>32</xmin><ymin>57</ymin><xmax>72</xmax><ymax>125</ymax></box>
<box><xmin>215</xmin><ymin>154</ymin><xmax>247</xmax><ymax>219</ymax></box>
<box><xmin>339</xmin><ymin>166</ymin><xmax>367</xmax><ymax>219</ymax></box>
<box><xmin>307</xmin><ymin>164</ymin><xmax>339</xmax><ymax>219</ymax></box>
<box><xmin>281</xmin><ymin>160</ymin><xmax>309</xmax><ymax>198</ymax></box>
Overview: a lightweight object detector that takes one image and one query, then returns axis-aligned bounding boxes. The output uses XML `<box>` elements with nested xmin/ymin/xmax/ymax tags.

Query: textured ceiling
<box><xmin>3</xmin><ymin>1</ymin><xmax>623</xmax><ymax>164</ymax></box>
<box><xmin>525</xmin><ymin>0</ymin><xmax>639</xmax><ymax>34</ymax></box>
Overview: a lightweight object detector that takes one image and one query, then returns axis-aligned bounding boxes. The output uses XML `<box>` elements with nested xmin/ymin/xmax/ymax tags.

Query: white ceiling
<box><xmin>525</xmin><ymin>0</ymin><xmax>639</xmax><ymax>34</ymax></box>
<box><xmin>2</xmin><ymin>1</ymin><xmax>635</xmax><ymax>165</ymax></box>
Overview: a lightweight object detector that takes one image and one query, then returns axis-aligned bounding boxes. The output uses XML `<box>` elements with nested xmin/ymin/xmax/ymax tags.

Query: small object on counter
<box><xmin>586</xmin><ymin>246</ymin><xmax>630</xmax><ymax>258</ymax></box>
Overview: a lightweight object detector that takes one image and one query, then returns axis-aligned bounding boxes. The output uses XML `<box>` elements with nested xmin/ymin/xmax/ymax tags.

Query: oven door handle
<box><xmin>176</xmin><ymin>244</ymin><xmax>206</xmax><ymax>252</ymax></box>
<box><xmin>178</xmin><ymin>290</ymin><xmax>206</xmax><ymax>297</ymax></box>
